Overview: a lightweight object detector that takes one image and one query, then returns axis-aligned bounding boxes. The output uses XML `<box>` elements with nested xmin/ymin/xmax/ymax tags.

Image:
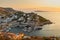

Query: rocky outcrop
<box><xmin>0</xmin><ymin>32</ymin><xmax>59</xmax><ymax>40</ymax></box>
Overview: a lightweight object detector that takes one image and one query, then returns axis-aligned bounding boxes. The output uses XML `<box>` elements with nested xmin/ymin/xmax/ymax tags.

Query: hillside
<box><xmin>0</xmin><ymin>7</ymin><xmax>52</xmax><ymax>32</ymax></box>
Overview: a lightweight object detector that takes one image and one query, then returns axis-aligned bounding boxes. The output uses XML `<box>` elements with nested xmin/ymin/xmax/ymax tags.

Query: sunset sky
<box><xmin>0</xmin><ymin>0</ymin><xmax>60</xmax><ymax>11</ymax></box>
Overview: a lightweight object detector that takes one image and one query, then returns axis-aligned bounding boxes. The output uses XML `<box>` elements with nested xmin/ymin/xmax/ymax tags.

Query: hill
<box><xmin>0</xmin><ymin>7</ymin><xmax>52</xmax><ymax>32</ymax></box>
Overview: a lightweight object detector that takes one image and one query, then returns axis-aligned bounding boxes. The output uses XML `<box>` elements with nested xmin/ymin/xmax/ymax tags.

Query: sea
<box><xmin>9</xmin><ymin>12</ymin><xmax>60</xmax><ymax>37</ymax></box>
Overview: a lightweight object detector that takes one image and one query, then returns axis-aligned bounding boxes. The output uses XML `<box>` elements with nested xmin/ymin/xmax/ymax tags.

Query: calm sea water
<box><xmin>29</xmin><ymin>12</ymin><xmax>60</xmax><ymax>37</ymax></box>
<box><xmin>10</xmin><ymin>12</ymin><xmax>60</xmax><ymax>37</ymax></box>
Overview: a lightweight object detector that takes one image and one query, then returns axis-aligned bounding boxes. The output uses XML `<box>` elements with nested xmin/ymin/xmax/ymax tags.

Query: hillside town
<box><xmin>0</xmin><ymin>7</ymin><xmax>53</xmax><ymax>40</ymax></box>
<box><xmin>0</xmin><ymin>7</ymin><xmax>52</xmax><ymax>33</ymax></box>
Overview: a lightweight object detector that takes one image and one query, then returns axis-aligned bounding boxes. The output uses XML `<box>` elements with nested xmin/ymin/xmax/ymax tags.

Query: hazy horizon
<box><xmin>0</xmin><ymin>0</ymin><xmax>60</xmax><ymax>11</ymax></box>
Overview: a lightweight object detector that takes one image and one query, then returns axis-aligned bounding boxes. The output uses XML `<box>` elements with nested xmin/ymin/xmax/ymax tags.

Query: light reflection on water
<box><xmin>33</xmin><ymin>12</ymin><xmax>60</xmax><ymax>37</ymax></box>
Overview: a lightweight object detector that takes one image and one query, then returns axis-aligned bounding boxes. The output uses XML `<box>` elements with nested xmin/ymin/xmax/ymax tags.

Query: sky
<box><xmin>0</xmin><ymin>0</ymin><xmax>60</xmax><ymax>11</ymax></box>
